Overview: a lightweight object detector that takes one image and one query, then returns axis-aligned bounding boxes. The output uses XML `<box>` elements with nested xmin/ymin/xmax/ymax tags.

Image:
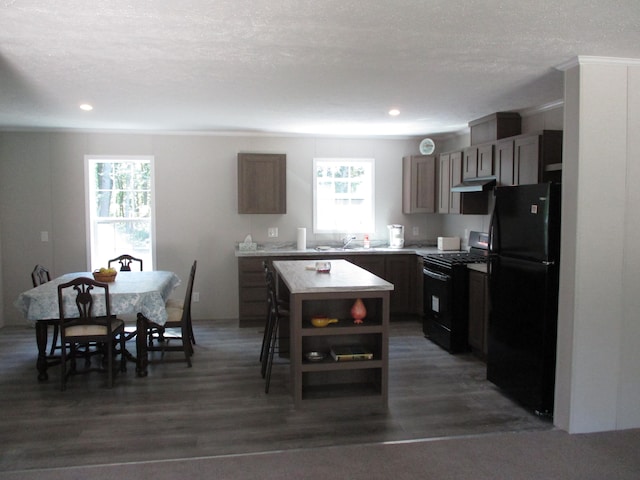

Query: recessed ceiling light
<box><xmin>388</xmin><ymin>109</ymin><xmax>400</xmax><ymax>116</ymax></box>
<box><xmin>79</xmin><ymin>103</ymin><xmax>93</xmax><ymax>111</ymax></box>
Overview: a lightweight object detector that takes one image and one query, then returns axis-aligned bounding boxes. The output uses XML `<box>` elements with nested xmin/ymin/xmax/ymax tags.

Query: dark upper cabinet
<box><xmin>463</xmin><ymin>143</ymin><xmax>495</xmax><ymax>179</ymax></box>
<box><xmin>495</xmin><ymin>138</ymin><xmax>516</xmax><ymax>186</ymax></box>
<box><xmin>495</xmin><ymin>131</ymin><xmax>562</xmax><ymax>186</ymax></box>
<box><xmin>237</xmin><ymin>153</ymin><xmax>286</xmax><ymax>214</ymax></box>
<box><xmin>438</xmin><ymin>150</ymin><xmax>488</xmax><ymax>215</ymax></box>
<box><xmin>463</xmin><ymin>147</ymin><xmax>478</xmax><ymax>179</ymax></box>
<box><xmin>403</xmin><ymin>155</ymin><xmax>436</xmax><ymax>214</ymax></box>
<box><xmin>477</xmin><ymin>143</ymin><xmax>495</xmax><ymax>177</ymax></box>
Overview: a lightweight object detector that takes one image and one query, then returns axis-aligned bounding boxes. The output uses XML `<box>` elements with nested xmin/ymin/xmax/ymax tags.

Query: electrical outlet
<box><xmin>192</xmin><ymin>292</ymin><xmax>200</xmax><ymax>302</ymax></box>
<box><xmin>268</xmin><ymin>227</ymin><xmax>278</xmax><ymax>238</ymax></box>
<box><xmin>412</xmin><ymin>226</ymin><xmax>419</xmax><ymax>236</ymax></box>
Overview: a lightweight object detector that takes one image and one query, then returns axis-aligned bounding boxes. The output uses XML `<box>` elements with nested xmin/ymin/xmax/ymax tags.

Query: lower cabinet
<box><xmin>384</xmin><ymin>254</ymin><xmax>421</xmax><ymax>315</ymax></box>
<box><xmin>468</xmin><ymin>269</ymin><xmax>489</xmax><ymax>359</ymax></box>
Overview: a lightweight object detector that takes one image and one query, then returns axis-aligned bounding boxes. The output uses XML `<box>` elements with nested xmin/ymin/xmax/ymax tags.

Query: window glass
<box><xmin>85</xmin><ymin>156</ymin><xmax>155</xmax><ymax>271</ymax></box>
<box><xmin>313</xmin><ymin>158</ymin><xmax>374</xmax><ymax>233</ymax></box>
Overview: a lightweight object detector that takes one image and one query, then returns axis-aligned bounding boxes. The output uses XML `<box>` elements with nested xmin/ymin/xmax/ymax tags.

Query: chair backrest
<box><xmin>57</xmin><ymin>277</ymin><xmax>114</xmax><ymax>339</ymax></box>
<box><xmin>31</xmin><ymin>264</ymin><xmax>51</xmax><ymax>287</ymax></box>
<box><xmin>108</xmin><ymin>254</ymin><xmax>143</xmax><ymax>272</ymax></box>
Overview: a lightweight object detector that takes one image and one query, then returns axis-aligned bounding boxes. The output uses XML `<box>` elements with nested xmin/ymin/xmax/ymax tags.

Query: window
<box><xmin>85</xmin><ymin>156</ymin><xmax>155</xmax><ymax>271</ymax></box>
<box><xmin>313</xmin><ymin>158</ymin><xmax>374</xmax><ymax>233</ymax></box>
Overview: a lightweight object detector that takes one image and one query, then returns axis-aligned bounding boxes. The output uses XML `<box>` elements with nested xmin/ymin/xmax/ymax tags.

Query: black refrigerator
<box><xmin>487</xmin><ymin>182</ymin><xmax>561</xmax><ymax>417</ymax></box>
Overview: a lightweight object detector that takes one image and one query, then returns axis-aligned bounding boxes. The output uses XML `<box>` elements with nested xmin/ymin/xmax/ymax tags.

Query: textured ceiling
<box><xmin>1</xmin><ymin>0</ymin><xmax>640</xmax><ymax>137</ymax></box>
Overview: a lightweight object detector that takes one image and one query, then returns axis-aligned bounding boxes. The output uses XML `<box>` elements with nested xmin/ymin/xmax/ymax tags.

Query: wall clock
<box><xmin>419</xmin><ymin>138</ymin><xmax>435</xmax><ymax>155</ymax></box>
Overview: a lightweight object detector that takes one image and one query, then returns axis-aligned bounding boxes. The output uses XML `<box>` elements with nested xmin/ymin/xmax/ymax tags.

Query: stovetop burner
<box><xmin>423</xmin><ymin>231</ymin><xmax>489</xmax><ymax>269</ymax></box>
<box><xmin>424</xmin><ymin>251</ymin><xmax>488</xmax><ymax>268</ymax></box>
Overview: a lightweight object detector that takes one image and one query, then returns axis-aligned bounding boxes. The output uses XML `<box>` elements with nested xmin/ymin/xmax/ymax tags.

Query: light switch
<box><xmin>40</xmin><ymin>231</ymin><xmax>49</xmax><ymax>242</ymax></box>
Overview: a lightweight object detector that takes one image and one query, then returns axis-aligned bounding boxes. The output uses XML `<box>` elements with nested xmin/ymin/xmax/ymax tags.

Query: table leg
<box><xmin>136</xmin><ymin>313</ymin><xmax>149</xmax><ymax>377</ymax></box>
<box><xmin>35</xmin><ymin>321</ymin><xmax>49</xmax><ymax>381</ymax></box>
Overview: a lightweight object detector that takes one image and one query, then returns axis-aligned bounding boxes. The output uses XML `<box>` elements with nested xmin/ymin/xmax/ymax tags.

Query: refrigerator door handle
<box><xmin>488</xmin><ymin>200</ymin><xmax>498</xmax><ymax>254</ymax></box>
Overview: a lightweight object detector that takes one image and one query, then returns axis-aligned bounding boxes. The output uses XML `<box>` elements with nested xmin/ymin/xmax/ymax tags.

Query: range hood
<box><xmin>451</xmin><ymin>176</ymin><xmax>496</xmax><ymax>193</ymax></box>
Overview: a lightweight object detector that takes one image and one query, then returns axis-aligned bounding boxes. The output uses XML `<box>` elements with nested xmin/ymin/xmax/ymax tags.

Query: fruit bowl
<box><xmin>93</xmin><ymin>270</ymin><xmax>117</xmax><ymax>283</ymax></box>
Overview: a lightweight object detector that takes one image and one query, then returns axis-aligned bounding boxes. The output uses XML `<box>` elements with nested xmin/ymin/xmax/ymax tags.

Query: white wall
<box><xmin>555</xmin><ymin>58</ymin><xmax>640</xmax><ymax>432</ymax></box>
<box><xmin>0</xmin><ymin>132</ymin><xmax>444</xmax><ymax>325</ymax></box>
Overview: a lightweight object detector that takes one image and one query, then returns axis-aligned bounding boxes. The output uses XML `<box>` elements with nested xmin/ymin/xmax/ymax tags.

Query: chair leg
<box><xmin>120</xmin><ymin>333</ymin><xmax>127</xmax><ymax>372</ymax></box>
<box><xmin>49</xmin><ymin>325</ymin><xmax>59</xmax><ymax>356</ymax></box>
<box><xmin>107</xmin><ymin>339</ymin><xmax>114</xmax><ymax>389</ymax></box>
<box><xmin>60</xmin><ymin>343</ymin><xmax>67</xmax><ymax>392</ymax></box>
<box><xmin>259</xmin><ymin>303</ymin><xmax>273</xmax><ymax>364</ymax></box>
<box><xmin>261</xmin><ymin>308</ymin><xmax>276</xmax><ymax>378</ymax></box>
<box><xmin>188</xmin><ymin>315</ymin><xmax>196</xmax><ymax>345</ymax></box>
<box><xmin>183</xmin><ymin>336</ymin><xmax>192</xmax><ymax>367</ymax></box>
<box><xmin>265</xmin><ymin>316</ymin><xmax>279</xmax><ymax>394</ymax></box>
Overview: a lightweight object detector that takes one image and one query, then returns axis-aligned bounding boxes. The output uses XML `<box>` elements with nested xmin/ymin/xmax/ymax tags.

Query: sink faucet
<box><xmin>343</xmin><ymin>234</ymin><xmax>356</xmax><ymax>249</ymax></box>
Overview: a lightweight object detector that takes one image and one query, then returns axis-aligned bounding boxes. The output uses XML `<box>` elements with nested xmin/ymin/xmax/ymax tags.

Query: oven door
<box><xmin>423</xmin><ymin>266</ymin><xmax>452</xmax><ymax>326</ymax></box>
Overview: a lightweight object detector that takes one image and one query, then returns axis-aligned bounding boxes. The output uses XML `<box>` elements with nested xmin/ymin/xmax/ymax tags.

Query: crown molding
<box><xmin>556</xmin><ymin>55</ymin><xmax>640</xmax><ymax>71</ymax></box>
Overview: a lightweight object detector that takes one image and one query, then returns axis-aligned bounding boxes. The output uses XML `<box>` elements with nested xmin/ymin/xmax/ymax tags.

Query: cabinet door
<box><xmin>238</xmin><ymin>258</ymin><xmax>269</xmax><ymax>325</ymax></box>
<box><xmin>463</xmin><ymin>147</ymin><xmax>478</xmax><ymax>179</ymax></box>
<box><xmin>403</xmin><ymin>155</ymin><xmax>435</xmax><ymax>214</ymax></box>
<box><xmin>496</xmin><ymin>139</ymin><xmax>515</xmax><ymax>186</ymax></box>
<box><xmin>449</xmin><ymin>151</ymin><xmax>462</xmax><ymax>214</ymax></box>
<box><xmin>238</xmin><ymin>153</ymin><xmax>286</xmax><ymax>214</ymax></box>
<box><xmin>514</xmin><ymin>135</ymin><xmax>540</xmax><ymax>185</ymax></box>
<box><xmin>438</xmin><ymin>153</ymin><xmax>451</xmax><ymax>214</ymax></box>
<box><xmin>477</xmin><ymin>143</ymin><xmax>494</xmax><ymax>177</ymax></box>
<box><xmin>385</xmin><ymin>255</ymin><xmax>418</xmax><ymax>315</ymax></box>
<box><xmin>468</xmin><ymin>270</ymin><xmax>489</xmax><ymax>357</ymax></box>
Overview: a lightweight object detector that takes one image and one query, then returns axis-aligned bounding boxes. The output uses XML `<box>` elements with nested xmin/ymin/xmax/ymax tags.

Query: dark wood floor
<box><xmin>0</xmin><ymin>318</ymin><xmax>551</xmax><ymax>472</ymax></box>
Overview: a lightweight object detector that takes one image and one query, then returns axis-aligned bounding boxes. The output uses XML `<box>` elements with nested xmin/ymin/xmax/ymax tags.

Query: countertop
<box><xmin>235</xmin><ymin>244</ymin><xmax>445</xmax><ymax>258</ymax></box>
<box><xmin>272</xmin><ymin>259</ymin><xmax>394</xmax><ymax>294</ymax></box>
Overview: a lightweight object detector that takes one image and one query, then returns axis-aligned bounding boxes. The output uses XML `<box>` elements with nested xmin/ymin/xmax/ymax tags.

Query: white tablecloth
<box><xmin>14</xmin><ymin>271</ymin><xmax>181</xmax><ymax>325</ymax></box>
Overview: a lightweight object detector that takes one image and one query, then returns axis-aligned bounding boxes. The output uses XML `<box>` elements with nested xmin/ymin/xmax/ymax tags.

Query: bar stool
<box><xmin>260</xmin><ymin>262</ymin><xmax>289</xmax><ymax>393</ymax></box>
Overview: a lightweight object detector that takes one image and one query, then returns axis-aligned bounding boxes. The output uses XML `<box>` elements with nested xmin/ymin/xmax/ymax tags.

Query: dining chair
<box><xmin>57</xmin><ymin>277</ymin><xmax>126</xmax><ymax>391</ymax></box>
<box><xmin>108</xmin><ymin>254</ymin><xmax>144</xmax><ymax>357</ymax></box>
<box><xmin>108</xmin><ymin>254</ymin><xmax>143</xmax><ymax>272</ymax></box>
<box><xmin>31</xmin><ymin>264</ymin><xmax>60</xmax><ymax>356</ymax></box>
<box><xmin>31</xmin><ymin>264</ymin><xmax>51</xmax><ymax>287</ymax></box>
<box><xmin>145</xmin><ymin>260</ymin><xmax>197</xmax><ymax>366</ymax></box>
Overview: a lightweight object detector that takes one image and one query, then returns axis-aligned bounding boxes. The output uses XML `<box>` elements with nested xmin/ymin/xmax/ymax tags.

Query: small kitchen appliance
<box><xmin>387</xmin><ymin>224</ymin><xmax>405</xmax><ymax>248</ymax></box>
<box><xmin>437</xmin><ymin>236</ymin><xmax>461</xmax><ymax>251</ymax></box>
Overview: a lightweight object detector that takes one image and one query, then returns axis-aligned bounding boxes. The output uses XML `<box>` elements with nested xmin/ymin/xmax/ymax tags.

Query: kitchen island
<box><xmin>272</xmin><ymin>259</ymin><xmax>394</xmax><ymax>407</ymax></box>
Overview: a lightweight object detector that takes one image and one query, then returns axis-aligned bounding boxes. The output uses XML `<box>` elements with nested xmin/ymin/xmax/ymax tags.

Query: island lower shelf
<box><xmin>297</xmin><ymin>297</ymin><xmax>388</xmax><ymax>404</ymax></box>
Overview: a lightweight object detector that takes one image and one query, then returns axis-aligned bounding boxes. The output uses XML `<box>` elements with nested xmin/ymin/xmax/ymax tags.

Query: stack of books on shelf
<box><xmin>330</xmin><ymin>345</ymin><xmax>373</xmax><ymax>362</ymax></box>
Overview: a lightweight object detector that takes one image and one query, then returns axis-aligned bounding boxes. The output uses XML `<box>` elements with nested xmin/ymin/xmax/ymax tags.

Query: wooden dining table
<box><xmin>14</xmin><ymin>270</ymin><xmax>181</xmax><ymax>380</ymax></box>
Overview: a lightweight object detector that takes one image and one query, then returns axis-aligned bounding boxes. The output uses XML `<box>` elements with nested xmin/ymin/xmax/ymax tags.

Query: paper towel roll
<box><xmin>297</xmin><ymin>227</ymin><xmax>306</xmax><ymax>250</ymax></box>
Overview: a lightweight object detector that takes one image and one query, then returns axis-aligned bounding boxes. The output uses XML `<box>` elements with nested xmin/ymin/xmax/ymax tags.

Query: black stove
<box><xmin>422</xmin><ymin>232</ymin><xmax>489</xmax><ymax>353</ymax></box>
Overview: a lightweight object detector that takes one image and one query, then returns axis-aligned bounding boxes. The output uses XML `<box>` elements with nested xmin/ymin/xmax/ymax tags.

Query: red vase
<box><xmin>351</xmin><ymin>298</ymin><xmax>366</xmax><ymax>324</ymax></box>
